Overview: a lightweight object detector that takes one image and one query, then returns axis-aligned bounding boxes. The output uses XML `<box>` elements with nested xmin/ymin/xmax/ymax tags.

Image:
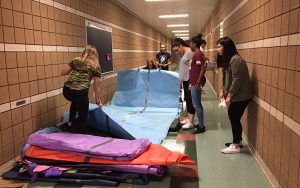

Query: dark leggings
<box><xmin>183</xmin><ymin>81</ymin><xmax>195</xmax><ymax>114</ymax></box>
<box><xmin>228</xmin><ymin>99</ymin><xmax>251</xmax><ymax>144</ymax></box>
<box><xmin>63</xmin><ymin>86</ymin><xmax>89</xmax><ymax>125</ymax></box>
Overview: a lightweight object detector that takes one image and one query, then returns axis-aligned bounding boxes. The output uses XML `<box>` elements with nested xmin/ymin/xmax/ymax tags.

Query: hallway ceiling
<box><xmin>115</xmin><ymin>0</ymin><xmax>219</xmax><ymax>40</ymax></box>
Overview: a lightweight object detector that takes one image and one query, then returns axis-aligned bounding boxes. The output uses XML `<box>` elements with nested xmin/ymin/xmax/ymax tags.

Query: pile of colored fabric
<box><xmin>2</xmin><ymin>129</ymin><xmax>194</xmax><ymax>186</ymax></box>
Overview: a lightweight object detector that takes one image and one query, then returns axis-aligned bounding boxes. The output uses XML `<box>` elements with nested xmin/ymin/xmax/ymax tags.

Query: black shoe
<box><xmin>225</xmin><ymin>143</ymin><xmax>244</xmax><ymax>148</ymax></box>
<box><xmin>193</xmin><ymin>126</ymin><xmax>205</xmax><ymax>134</ymax></box>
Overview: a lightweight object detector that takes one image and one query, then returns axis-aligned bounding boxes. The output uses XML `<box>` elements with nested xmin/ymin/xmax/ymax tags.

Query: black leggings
<box><xmin>228</xmin><ymin>99</ymin><xmax>251</xmax><ymax>144</ymax></box>
<box><xmin>183</xmin><ymin>81</ymin><xmax>195</xmax><ymax>114</ymax></box>
<box><xmin>63</xmin><ymin>86</ymin><xmax>89</xmax><ymax>125</ymax></box>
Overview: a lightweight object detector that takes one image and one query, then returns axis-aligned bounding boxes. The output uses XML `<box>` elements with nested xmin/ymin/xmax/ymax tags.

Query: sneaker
<box><xmin>180</xmin><ymin>118</ymin><xmax>189</xmax><ymax>125</ymax></box>
<box><xmin>225</xmin><ymin>142</ymin><xmax>243</xmax><ymax>148</ymax></box>
<box><xmin>193</xmin><ymin>125</ymin><xmax>205</xmax><ymax>134</ymax></box>
<box><xmin>182</xmin><ymin>122</ymin><xmax>194</xmax><ymax>129</ymax></box>
<box><xmin>221</xmin><ymin>144</ymin><xmax>240</xmax><ymax>154</ymax></box>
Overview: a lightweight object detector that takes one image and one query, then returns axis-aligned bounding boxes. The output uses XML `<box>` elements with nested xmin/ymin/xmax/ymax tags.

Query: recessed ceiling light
<box><xmin>175</xmin><ymin>33</ymin><xmax>189</xmax><ymax>36</ymax></box>
<box><xmin>159</xmin><ymin>14</ymin><xmax>188</xmax><ymax>18</ymax></box>
<box><xmin>172</xmin><ymin>30</ymin><xmax>189</xmax><ymax>33</ymax></box>
<box><xmin>167</xmin><ymin>24</ymin><xmax>189</xmax><ymax>27</ymax></box>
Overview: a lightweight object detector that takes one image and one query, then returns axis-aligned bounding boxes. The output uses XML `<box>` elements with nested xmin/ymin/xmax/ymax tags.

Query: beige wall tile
<box><xmin>289</xmin><ymin>8</ymin><xmax>299</xmax><ymax>34</ymax></box>
<box><xmin>0</xmin><ymin>70</ymin><xmax>8</xmax><ymax>86</ymax></box>
<box><xmin>23</xmin><ymin>13</ymin><xmax>33</xmax><ymax>29</ymax></box>
<box><xmin>7</xmin><ymin>68</ymin><xmax>19</xmax><ymax>84</ymax></box>
<box><xmin>38</xmin><ymin>79</ymin><xmax>46</xmax><ymax>93</ymax></box>
<box><xmin>33</xmin><ymin>30</ymin><xmax>42</xmax><ymax>45</ymax></box>
<box><xmin>294</xmin><ymin>71</ymin><xmax>300</xmax><ymax>97</ymax></box>
<box><xmin>22</xmin><ymin>0</ymin><xmax>32</xmax><ymax>14</ymax></box>
<box><xmin>12</xmin><ymin>0</ymin><xmax>23</xmax><ymax>12</ymax></box>
<box><xmin>11</xmin><ymin>107</ymin><xmax>22</xmax><ymax>125</ymax></box>
<box><xmin>290</xmin><ymin>0</ymin><xmax>299</xmax><ymax>9</ymax></box>
<box><xmin>292</xmin><ymin>96</ymin><xmax>300</xmax><ymax>123</ymax></box>
<box><xmin>19</xmin><ymin>82</ymin><xmax>30</xmax><ymax>98</ymax></box>
<box><xmin>2</xmin><ymin>8</ymin><xmax>13</xmax><ymax>27</ymax></box>
<box><xmin>281</xmin><ymin>12</ymin><xmax>290</xmax><ymax>35</ymax></box>
<box><xmin>277</xmin><ymin>68</ymin><xmax>286</xmax><ymax>91</ymax></box>
<box><xmin>14</xmin><ymin>137</ymin><xmax>24</xmax><ymax>157</ymax></box>
<box><xmin>29</xmin><ymin>80</ymin><xmax>38</xmax><ymax>95</ymax></box>
<box><xmin>40</xmin><ymin>99</ymin><xmax>48</xmax><ymax>114</ymax></box>
<box><xmin>24</xmin><ymin>29</ymin><xmax>34</xmax><ymax>44</ymax></box>
<box><xmin>35</xmin><ymin>52</ymin><xmax>44</xmax><ymax>66</ymax></box>
<box><xmin>282</xmin><ymin>0</ymin><xmax>291</xmax><ymax>13</ymax></box>
<box><xmin>18</xmin><ymin>67</ymin><xmax>28</xmax><ymax>83</ymax></box>
<box><xmin>13</xmin><ymin>11</ymin><xmax>24</xmax><ymax>28</ymax></box>
<box><xmin>45</xmin><ymin>78</ymin><xmax>53</xmax><ymax>91</ymax></box>
<box><xmin>12</xmin><ymin>123</ymin><xmax>23</xmax><ymax>141</ymax></box>
<box><xmin>277</xmin><ymin>89</ymin><xmax>285</xmax><ymax>112</ymax></box>
<box><xmin>15</xmin><ymin>28</ymin><xmax>25</xmax><ymax>44</ymax></box>
<box><xmin>2</xmin><ymin>143</ymin><xmax>14</xmax><ymax>163</ymax></box>
<box><xmin>271</xmin><ymin>67</ymin><xmax>279</xmax><ymax>88</ymax></box>
<box><xmin>287</xmin><ymin>47</ymin><xmax>297</xmax><ymax>70</ymax></box>
<box><xmin>290</xmin><ymin>131</ymin><xmax>300</xmax><ymax>160</ymax></box>
<box><xmin>41</xmin><ymin>17</ymin><xmax>49</xmax><ymax>32</ymax></box>
<box><xmin>284</xmin><ymin>92</ymin><xmax>294</xmax><ymax>117</ymax></box>
<box><xmin>40</xmin><ymin>3</ymin><xmax>48</xmax><ymax>18</ymax></box>
<box><xmin>286</xmin><ymin>70</ymin><xmax>295</xmax><ymax>94</ymax></box>
<box><xmin>32</xmin><ymin>115</ymin><xmax>41</xmax><ymax>131</ymax></box>
<box><xmin>3</xmin><ymin>26</ymin><xmax>15</xmax><ymax>43</ymax></box>
<box><xmin>27</xmin><ymin>52</ymin><xmax>36</xmax><ymax>67</ymax></box>
<box><xmin>23</xmin><ymin>118</ymin><xmax>32</xmax><ymax>136</ymax></box>
<box><xmin>28</xmin><ymin>67</ymin><xmax>37</xmax><ymax>81</ymax></box>
<box><xmin>31</xmin><ymin>0</ymin><xmax>40</xmax><ymax>16</ymax></box>
<box><xmin>0</xmin><ymin>53</ymin><xmax>6</xmax><ymax>69</ymax></box>
<box><xmin>288</xmin><ymin>155</ymin><xmax>299</xmax><ymax>183</ymax></box>
<box><xmin>17</xmin><ymin>52</ymin><xmax>27</xmax><ymax>68</ymax></box>
<box><xmin>41</xmin><ymin>31</ymin><xmax>50</xmax><ymax>45</ymax></box>
<box><xmin>47</xmin><ymin>6</ymin><xmax>55</xmax><ymax>20</ymax></box>
<box><xmin>0</xmin><ymin>86</ymin><xmax>9</xmax><ymax>104</ymax></box>
<box><xmin>1</xmin><ymin>127</ymin><xmax>13</xmax><ymax>146</ymax></box>
<box><xmin>0</xmin><ymin>111</ymin><xmax>12</xmax><ymax>130</ymax></box>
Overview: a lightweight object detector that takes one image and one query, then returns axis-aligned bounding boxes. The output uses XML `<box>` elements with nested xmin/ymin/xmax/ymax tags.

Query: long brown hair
<box><xmin>81</xmin><ymin>45</ymin><xmax>100</xmax><ymax>69</ymax></box>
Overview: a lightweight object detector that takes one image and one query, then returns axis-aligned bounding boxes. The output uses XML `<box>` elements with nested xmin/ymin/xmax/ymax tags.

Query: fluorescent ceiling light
<box><xmin>159</xmin><ymin>14</ymin><xmax>188</xmax><ymax>18</ymax></box>
<box><xmin>167</xmin><ymin>24</ymin><xmax>189</xmax><ymax>27</ymax></box>
<box><xmin>175</xmin><ymin>33</ymin><xmax>189</xmax><ymax>36</ymax></box>
<box><xmin>180</xmin><ymin>37</ymin><xmax>189</xmax><ymax>40</ymax></box>
<box><xmin>172</xmin><ymin>30</ymin><xmax>189</xmax><ymax>33</ymax></box>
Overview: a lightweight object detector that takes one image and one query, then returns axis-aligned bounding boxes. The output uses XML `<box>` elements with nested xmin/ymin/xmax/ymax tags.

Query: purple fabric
<box><xmin>27</xmin><ymin>163</ymin><xmax>63</xmax><ymax>182</ymax></box>
<box><xmin>27</xmin><ymin>133</ymin><xmax>151</xmax><ymax>161</ymax></box>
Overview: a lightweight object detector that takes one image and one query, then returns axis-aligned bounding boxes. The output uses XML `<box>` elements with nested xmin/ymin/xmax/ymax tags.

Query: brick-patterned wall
<box><xmin>203</xmin><ymin>0</ymin><xmax>300</xmax><ymax>187</ymax></box>
<box><xmin>0</xmin><ymin>0</ymin><xmax>170</xmax><ymax>166</ymax></box>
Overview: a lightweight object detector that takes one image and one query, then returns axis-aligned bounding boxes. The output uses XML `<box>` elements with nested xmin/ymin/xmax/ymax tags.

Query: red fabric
<box><xmin>26</xmin><ymin>144</ymin><xmax>194</xmax><ymax>166</ymax></box>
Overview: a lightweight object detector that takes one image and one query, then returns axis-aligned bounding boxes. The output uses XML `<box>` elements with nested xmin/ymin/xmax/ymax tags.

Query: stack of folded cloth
<box><xmin>2</xmin><ymin>128</ymin><xmax>194</xmax><ymax>186</ymax></box>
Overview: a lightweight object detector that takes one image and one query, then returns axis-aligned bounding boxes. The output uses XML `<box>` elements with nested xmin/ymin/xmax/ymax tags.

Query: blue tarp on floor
<box><xmin>64</xmin><ymin>70</ymin><xmax>180</xmax><ymax>144</ymax></box>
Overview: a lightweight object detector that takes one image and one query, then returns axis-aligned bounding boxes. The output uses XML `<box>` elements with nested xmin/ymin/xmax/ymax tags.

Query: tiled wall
<box><xmin>0</xmin><ymin>0</ymin><xmax>170</xmax><ymax>166</ymax></box>
<box><xmin>203</xmin><ymin>0</ymin><xmax>300</xmax><ymax>187</ymax></box>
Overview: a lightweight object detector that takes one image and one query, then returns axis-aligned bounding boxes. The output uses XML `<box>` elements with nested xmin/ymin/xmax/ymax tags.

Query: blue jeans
<box><xmin>191</xmin><ymin>86</ymin><xmax>204</xmax><ymax>128</ymax></box>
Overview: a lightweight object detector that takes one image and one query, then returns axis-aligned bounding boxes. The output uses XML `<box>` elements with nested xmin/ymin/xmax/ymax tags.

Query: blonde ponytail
<box><xmin>81</xmin><ymin>45</ymin><xmax>101</xmax><ymax>70</ymax></box>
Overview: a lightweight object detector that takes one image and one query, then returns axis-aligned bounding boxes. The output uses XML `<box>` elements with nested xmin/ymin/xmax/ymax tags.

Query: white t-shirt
<box><xmin>179</xmin><ymin>50</ymin><xmax>193</xmax><ymax>81</ymax></box>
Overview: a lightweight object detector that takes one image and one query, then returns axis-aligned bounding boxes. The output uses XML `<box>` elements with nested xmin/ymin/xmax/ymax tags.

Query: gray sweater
<box><xmin>222</xmin><ymin>55</ymin><xmax>253</xmax><ymax>102</ymax></box>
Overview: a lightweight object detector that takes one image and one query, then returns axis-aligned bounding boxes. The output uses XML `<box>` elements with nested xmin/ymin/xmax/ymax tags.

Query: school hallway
<box><xmin>0</xmin><ymin>0</ymin><xmax>300</xmax><ymax>187</ymax></box>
